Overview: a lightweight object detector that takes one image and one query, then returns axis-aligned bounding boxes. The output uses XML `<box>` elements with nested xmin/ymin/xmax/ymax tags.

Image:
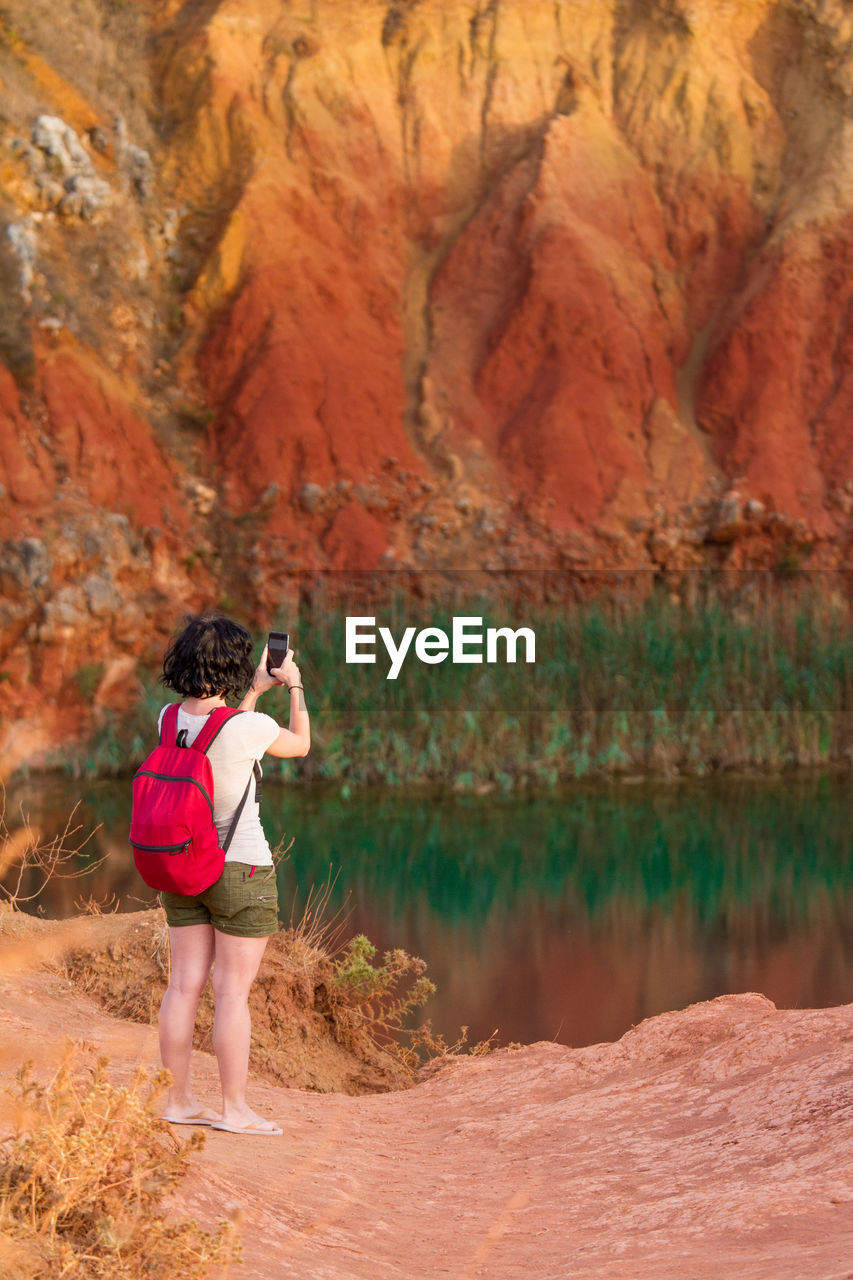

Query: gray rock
<box><xmin>42</xmin><ymin>586</ymin><xmax>87</xmax><ymax>630</ymax></box>
<box><xmin>78</xmin><ymin>514</ymin><xmax>144</xmax><ymax>574</ymax></box>
<box><xmin>83</xmin><ymin>574</ymin><xmax>119</xmax><ymax>617</ymax></box>
<box><xmin>32</xmin><ymin>115</ymin><xmax>92</xmax><ymax>174</ymax></box>
<box><xmin>29</xmin><ymin>115</ymin><xmax>116</xmax><ymax>219</ymax></box>
<box><xmin>5</xmin><ymin>220</ymin><xmax>37</xmax><ymax>293</ymax></box>
<box><xmin>0</xmin><ymin>538</ymin><xmax>51</xmax><ymax>591</ymax></box>
<box><xmin>353</xmin><ymin>483</ymin><xmax>387</xmax><ymax>511</ymax></box>
<box><xmin>113</xmin><ymin>115</ymin><xmax>152</xmax><ymax>199</ymax></box>
<box><xmin>300</xmin><ymin>483</ymin><xmax>324</xmax><ymax>514</ymax></box>
<box><xmin>33</xmin><ymin>175</ymin><xmax>65</xmax><ymax>206</ymax></box>
<box><xmin>60</xmin><ymin>173</ymin><xmax>112</xmax><ymax>219</ymax></box>
<box><xmin>83</xmin><ymin>528</ymin><xmax>107</xmax><ymax>560</ymax></box>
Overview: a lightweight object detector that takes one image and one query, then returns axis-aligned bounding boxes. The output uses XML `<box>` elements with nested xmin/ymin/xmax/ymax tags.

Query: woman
<box><xmin>156</xmin><ymin>612</ymin><xmax>310</xmax><ymax>1136</ymax></box>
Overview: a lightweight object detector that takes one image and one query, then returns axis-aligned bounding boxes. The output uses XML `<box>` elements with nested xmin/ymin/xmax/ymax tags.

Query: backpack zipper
<box><xmin>134</xmin><ymin>770</ymin><xmax>214</xmax><ymax>814</ymax></box>
<box><xmin>130</xmin><ymin>839</ymin><xmax>191</xmax><ymax>855</ymax></box>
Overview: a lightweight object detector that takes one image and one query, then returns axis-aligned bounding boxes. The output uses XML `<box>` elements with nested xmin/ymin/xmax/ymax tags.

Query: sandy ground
<box><xmin>2</xmin><ymin>928</ymin><xmax>853</xmax><ymax>1279</ymax></box>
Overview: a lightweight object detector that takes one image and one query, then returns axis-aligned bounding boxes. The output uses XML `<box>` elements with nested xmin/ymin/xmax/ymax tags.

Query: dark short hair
<box><xmin>160</xmin><ymin>613</ymin><xmax>255</xmax><ymax>699</ymax></box>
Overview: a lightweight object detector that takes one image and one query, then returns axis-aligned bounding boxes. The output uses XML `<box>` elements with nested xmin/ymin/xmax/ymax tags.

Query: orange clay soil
<box><xmin>2</xmin><ymin>908</ymin><xmax>853</xmax><ymax>1279</ymax></box>
<box><xmin>21</xmin><ymin>908</ymin><xmax>410</xmax><ymax>1095</ymax></box>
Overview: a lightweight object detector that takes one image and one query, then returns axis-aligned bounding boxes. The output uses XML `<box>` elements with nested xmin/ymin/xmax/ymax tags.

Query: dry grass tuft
<box><xmin>408</xmin><ymin>1022</ymin><xmax>505</xmax><ymax>1061</ymax></box>
<box><xmin>0</xmin><ymin>1051</ymin><xmax>239</xmax><ymax>1279</ymax></box>
<box><xmin>282</xmin><ymin>862</ymin><xmax>352</xmax><ymax>964</ymax></box>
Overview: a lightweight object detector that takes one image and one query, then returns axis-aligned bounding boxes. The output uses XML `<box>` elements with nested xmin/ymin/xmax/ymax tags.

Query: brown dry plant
<box><xmin>0</xmin><ymin>794</ymin><xmax>105</xmax><ymax>910</ymax></box>
<box><xmin>282</xmin><ymin>863</ymin><xmax>352</xmax><ymax>966</ymax></box>
<box><xmin>0</xmin><ymin>1052</ymin><xmax>239</xmax><ymax>1280</ymax></box>
<box><xmin>408</xmin><ymin>1022</ymin><xmax>503</xmax><ymax>1060</ymax></box>
<box><xmin>74</xmin><ymin>891</ymin><xmax>120</xmax><ymax>916</ymax></box>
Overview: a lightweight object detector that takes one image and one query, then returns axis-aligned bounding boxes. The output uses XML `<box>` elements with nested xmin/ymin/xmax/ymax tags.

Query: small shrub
<box><xmin>329</xmin><ymin>933</ymin><xmax>436</xmax><ymax>1068</ymax></box>
<box><xmin>332</xmin><ymin>935</ymin><xmax>506</xmax><ymax>1070</ymax></box>
<box><xmin>774</xmin><ymin>544</ymin><xmax>810</xmax><ymax>580</ymax></box>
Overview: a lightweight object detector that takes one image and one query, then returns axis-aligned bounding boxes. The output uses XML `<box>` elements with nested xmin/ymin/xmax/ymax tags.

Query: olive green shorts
<box><xmin>160</xmin><ymin>862</ymin><xmax>279</xmax><ymax>938</ymax></box>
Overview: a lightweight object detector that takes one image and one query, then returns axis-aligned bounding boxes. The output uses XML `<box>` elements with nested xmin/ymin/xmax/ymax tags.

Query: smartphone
<box><xmin>266</xmin><ymin>631</ymin><xmax>290</xmax><ymax>675</ymax></box>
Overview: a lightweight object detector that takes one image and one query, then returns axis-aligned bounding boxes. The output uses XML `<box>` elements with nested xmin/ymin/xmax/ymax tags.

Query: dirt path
<box><xmin>2</xmin><ymin>953</ymin><xmax>853</xmax><ymax>1278</ymax></box>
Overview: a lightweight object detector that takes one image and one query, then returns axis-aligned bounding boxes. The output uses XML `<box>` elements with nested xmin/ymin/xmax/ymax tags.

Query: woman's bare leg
<box><xmin>211</xmin><ymin>931</ymin><xmax>278</xmax><ymax>1131</ymax></box>
<box><xmin>159</xmin><ymin>923</ymin><xmax>217</xmax><ymax>1119</ymax></box>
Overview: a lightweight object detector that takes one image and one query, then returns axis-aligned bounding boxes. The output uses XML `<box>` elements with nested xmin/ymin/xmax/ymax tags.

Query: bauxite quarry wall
<box><xmin>1</xmin><ymin>0</ymin><xmax>852</xmax><ymax>762</ymax></box>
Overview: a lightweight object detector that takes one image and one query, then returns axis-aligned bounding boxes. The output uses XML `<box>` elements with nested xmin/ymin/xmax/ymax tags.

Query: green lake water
<box><xmin>7</xmin><ymin>772</ymin><xmax>853</xmax><ymax>1048</ymax></box>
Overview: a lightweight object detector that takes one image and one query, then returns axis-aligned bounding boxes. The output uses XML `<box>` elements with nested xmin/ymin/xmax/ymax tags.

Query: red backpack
<box><xmin>129</xmin><ymin>705</ymin><xmax>257</xmax><ymax>895</ymax></box>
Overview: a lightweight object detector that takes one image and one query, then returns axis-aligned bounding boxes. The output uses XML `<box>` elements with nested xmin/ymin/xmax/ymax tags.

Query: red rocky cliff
<box><xmin>1</xmin><ymin>0</ymin><xmax>852</xmax><ymax>764</ymax></box>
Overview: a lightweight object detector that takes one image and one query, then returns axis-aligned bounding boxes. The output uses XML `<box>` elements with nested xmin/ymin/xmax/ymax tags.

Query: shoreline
<box><xmin>5</xmin><ymin>762</ymin><xmax>853</xmax><ymax>856</ymax></box>
<box><xmin>7</xmin><ymin>749</ymin><xmax>853</xmax><ymax>792</ymax></box>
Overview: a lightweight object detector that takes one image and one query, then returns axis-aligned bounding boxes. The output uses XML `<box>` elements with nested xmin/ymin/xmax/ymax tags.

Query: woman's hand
<box><xmin>270</xmin><ymin>648</ymin><xmax>301</xmax><ymax>690</ymax></box>
<box><xmin>240</xmin><ymin>646</ymin><xmax>304</xmax><ymax>714</ymax></box>
<box><xmin>250</xmin><ymin>645</ymin><xmax>282</xmax><ymax>695</ymax></box>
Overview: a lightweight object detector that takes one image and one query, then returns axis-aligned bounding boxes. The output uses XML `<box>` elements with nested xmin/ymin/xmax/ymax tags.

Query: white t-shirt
<box><xmin>157</xmin><ymin>705</ymin><xmax>281</xmax><ymax>866</ymax></box>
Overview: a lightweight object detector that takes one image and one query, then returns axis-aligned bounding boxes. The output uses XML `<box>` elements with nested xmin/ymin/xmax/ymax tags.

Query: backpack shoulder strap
<box><xmin>190</xmin><ymin>706</ymin><xmax>244</xmax><ymax>756</ymax></box>
<box><xmin>221</xmin><ymin>771</ymin><xmax>256</xmax><ymax>856</ymax></box>
<box><xmin>159</xmin><ymin>703</ymin><xmax>180</xmax><ymax>747</ymax></box>
<box><xmin>189</xmin><ymin>708</ymin><xmax>262</xmax><ymax>853</ymax></box>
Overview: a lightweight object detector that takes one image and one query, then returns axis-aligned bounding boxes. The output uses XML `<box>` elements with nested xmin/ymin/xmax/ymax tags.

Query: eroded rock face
<box><xmin>156</xmin><ymin>0</ymin><xmax>853</xmax><ymax>569</ymax></box>
<box><xmin>1</xmin><ymin>0</ymin><xmax>853</xmax><ymax>765</ymax></box>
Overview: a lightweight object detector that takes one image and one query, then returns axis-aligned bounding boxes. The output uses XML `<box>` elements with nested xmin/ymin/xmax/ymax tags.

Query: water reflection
<box><xmin>6</xmin><ymin>773</ymin><xmax>853</xmax><ymax>1046</ymax></box>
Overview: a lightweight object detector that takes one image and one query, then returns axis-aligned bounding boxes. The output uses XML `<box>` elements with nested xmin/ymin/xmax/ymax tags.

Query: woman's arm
<box><xmin>239</xmin><ymin>646</ymin><xmax>311</xmax><ymax>758</ymax></box>
<box><xmin>266</xmin><ymin>684</ymin><xmax>310</xmax><ymax>758</ymax></box>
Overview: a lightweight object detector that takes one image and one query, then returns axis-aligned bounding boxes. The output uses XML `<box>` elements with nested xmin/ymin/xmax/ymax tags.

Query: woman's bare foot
<box><xmin>162</xmin><ymin>1096</ymin><xmax>219</xmax><ymax>1125</ymax></box>
<box><xmin>211</xmin><ymin>1104</ymin><xmax>282</xmax><ymax>1135</ymax></box>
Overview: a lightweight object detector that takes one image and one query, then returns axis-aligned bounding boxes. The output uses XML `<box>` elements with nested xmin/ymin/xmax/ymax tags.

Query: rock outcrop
<box><xmin>1</xmin><ymin>0</ymin><xmax>852</xmax><ymax>765</ymax></box>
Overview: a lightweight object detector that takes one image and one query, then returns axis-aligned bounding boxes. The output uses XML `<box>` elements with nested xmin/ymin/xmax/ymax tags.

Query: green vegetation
<box><xmin>332</xmin><ymin>932</ymin><xmax>436</xmax><ymax>1051</ymax></box>
<box><xmin>74</xmin><ymin>663</ymin><xmax>106</xmax><ymax>702</ymax></box>
<box><xmin>75</xmin><ymin>583</ymin><xmax>852</xmax><ymax>786</ymax></box>
<box><xmin>290</xmin><ymin>582</ymin><xmax>853</xmax><ymax>787</ymax></box>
